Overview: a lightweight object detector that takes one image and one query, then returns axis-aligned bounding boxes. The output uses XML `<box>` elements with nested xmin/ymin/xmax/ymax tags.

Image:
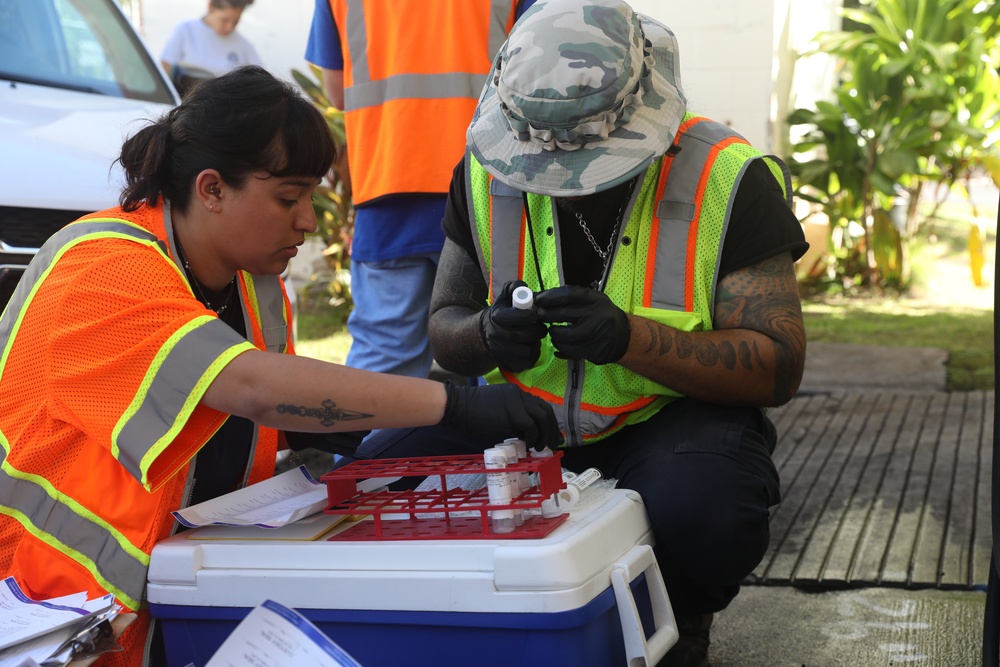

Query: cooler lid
<box><xmin>147</xmin><ymin>488</ymin><xmax>653</xmax><ymax>612</ymax></box>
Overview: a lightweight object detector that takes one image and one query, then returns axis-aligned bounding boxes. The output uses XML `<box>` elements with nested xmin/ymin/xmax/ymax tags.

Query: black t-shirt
<box><xmin>441</xmin><ymin>157</ymin><xmax>808</xmax><ymax>288</ymax></box>
<box><xmin>187</xmin><ymin>291</ymin><xmax>254</xmax><ymax>507</ymax></box>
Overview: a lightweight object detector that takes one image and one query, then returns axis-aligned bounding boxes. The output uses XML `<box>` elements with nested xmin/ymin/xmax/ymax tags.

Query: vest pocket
<box><xmin>262</xmin><ymin>325</ymin><xmax>288</xmax><ymax>353</ymax></box>
<box><xmin>656</xmin><ymin>199</ymin><xmax>696</xmax><ymax>221</ymax></box>
<box><xmin>632</xmin><ymin>306</ymin><xmax>704</xmax><ymax>331</ymax></box>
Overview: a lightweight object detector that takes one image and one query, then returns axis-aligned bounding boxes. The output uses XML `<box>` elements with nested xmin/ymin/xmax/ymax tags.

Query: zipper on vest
<box><xmin>565</xmin><ymin>361</ymin><xmax>584</xmax><ymax>447</ymax></box>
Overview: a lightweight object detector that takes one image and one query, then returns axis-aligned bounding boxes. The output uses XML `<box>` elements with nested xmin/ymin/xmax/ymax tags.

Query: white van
<box><xmin>0</xmin><ymin>0</ymin><xmax>180</xmax><ymax>310</ymax></box>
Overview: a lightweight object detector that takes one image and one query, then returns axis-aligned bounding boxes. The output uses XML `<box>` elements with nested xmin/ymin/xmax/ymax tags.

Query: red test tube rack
<box><xmin>319</xmin><ymin>451</ymin><xmax>569</xmax><ymax>541</ymax></box>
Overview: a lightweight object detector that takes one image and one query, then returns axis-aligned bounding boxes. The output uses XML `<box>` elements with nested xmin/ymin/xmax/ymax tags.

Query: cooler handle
<box><xmin>611</xmin><ymin>544</ymin><xmax>678</xmax><ymax>667</ymax></box>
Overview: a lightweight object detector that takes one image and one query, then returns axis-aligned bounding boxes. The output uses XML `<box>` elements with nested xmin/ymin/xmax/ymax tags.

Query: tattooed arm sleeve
<box><xmin>619</xmin><ymin>251</ymin><xmax>806</xmax><ymax>407</ymax></box>
<box><xmin>427</xmin><ymin>238</ymin><xmax>498</xmax><ymax>377</ymax></box>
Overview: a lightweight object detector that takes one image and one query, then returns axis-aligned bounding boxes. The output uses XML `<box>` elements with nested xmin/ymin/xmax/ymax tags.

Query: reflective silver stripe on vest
<box><xmin>233</xmin><ymin>273</ymin><xmax>289</xmax><ymax>489</ymax></box>
<box><xmin>651</xmin><ymin>119</ymin><xmax>743</xmax><ymax>311</ymax></box>
<box><xmin>466</xmin><ymin>158</ymin><xmax>492</xmax><ymax>288</ymax></box>
<box><xmin>0</xmin><ymin>449</ymin><xmax>149</xmax><ymax>606</ymax></box>
<box><xmin>250</xmin><ymin>274</ymin><xmax>288</xmax><ymax>353</ymax></box>
<box><xmin>343</xmin><ymin>0</ymin><xmax>370</xmax><ymax>89</ymax></box>
<box><xmin>346</xmin><ymin>72</ymin><xmax>492</xmax><ymax>111</ymax></box>
<box><xmin>488</xmin><ymin>178</ymin><xmax>524</xmax><ymax>298</ymax></box>
<box><xmin>341</xmin><ymin>0</ymin><xmax>514</xmax><ymax>111</ymax></box>
<box><xmin>488</xmin><ymin>0</ymin><xmax>514</xmax><ymax>58</ymax></box>
<box><xmin>115</xmin><ymin>318</ymin><xmax>249</xmax><ymax>481</ymax></box>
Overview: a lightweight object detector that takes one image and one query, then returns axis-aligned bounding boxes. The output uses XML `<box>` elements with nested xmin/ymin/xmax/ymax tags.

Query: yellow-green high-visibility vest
<box><xmin>467</xmin><ymin>114</ymin><xmax>792</xmax><ymax>446</ymax></box>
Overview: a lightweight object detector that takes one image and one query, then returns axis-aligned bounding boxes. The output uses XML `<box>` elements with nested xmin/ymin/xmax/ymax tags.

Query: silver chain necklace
<box><xmin>177</xmin><ymin>239</ymin><xmax>236</xmax><ymax>315</ymax></box>
<box><xmin>573</xmin><ymin>177</ymin><xmax>637</xmax><ymax>281</ymax></box>
<box><xmin>185</xmin><ymin>259</ymin><xmax>236</xmax><ymax>315</ymax></box>
<box><xmin>576</xmin><ymin>210</ymin><xmax>619</xmax><ymax>261</ymax></box>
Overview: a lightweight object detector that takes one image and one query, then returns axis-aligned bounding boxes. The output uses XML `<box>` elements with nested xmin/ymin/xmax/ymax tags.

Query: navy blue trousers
<box><xmin>341</xmin><ymin>397</ymin><xmax>780</xmax><ymax>616</ymax></box>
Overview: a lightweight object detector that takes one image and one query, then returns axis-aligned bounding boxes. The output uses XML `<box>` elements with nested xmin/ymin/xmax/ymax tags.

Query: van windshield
<box><xmin>0</xmin><ymin>0</ymin><xmax>175</xmax><ymax>104</ymax></box>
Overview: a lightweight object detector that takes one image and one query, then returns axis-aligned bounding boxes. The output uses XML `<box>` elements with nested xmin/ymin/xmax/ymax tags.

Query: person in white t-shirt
<box><xmin>160</xmin><ymin>0</ymin><xmax>261</xmax><ymax>79</ymax></box>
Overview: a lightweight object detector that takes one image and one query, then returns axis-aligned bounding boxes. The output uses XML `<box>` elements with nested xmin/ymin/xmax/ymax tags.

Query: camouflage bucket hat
<box><xmin>467</xmin><ymin>0</ymin><xmax>687</xmax><ymax>197</ymax></box>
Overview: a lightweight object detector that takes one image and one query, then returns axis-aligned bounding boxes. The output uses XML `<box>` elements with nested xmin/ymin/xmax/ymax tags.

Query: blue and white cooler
<box><xmin>147</xmin><ymin>487</ymin><xmax>677</xmax><ymax>667</ymax></box>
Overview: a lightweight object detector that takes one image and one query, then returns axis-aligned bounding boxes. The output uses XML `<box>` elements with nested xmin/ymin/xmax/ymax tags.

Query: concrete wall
<box><xmin>136</xmin><ymin>1</ymin><xmax>787</xmax><ymax>150</ymax></box>
<box><xmin>631</xmin><ymin>1</ymin><xmax>777</xmax><ymax>150</ymax></box>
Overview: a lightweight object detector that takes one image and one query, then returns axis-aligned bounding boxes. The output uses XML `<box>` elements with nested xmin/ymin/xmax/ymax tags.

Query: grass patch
<box><xmin>801</xmin><ymin>204</ymin><xmax>995</xmax><ymax>392</ymax></box>
<box><xmin>803</xmin><ymin>301</ymin><xmax>994</xmax><ymax>391</ymax></box>
<box><xmin>293</xmin><ymin>300</ymin><xmax>351</xmax><ymax>364</ymax></box>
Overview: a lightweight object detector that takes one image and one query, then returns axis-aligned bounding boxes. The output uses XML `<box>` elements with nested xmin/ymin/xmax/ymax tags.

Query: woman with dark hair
<box><xmin>0</xmin><ymin>66</ymin><xmax>559</xmax><ymax>667</ymax></box>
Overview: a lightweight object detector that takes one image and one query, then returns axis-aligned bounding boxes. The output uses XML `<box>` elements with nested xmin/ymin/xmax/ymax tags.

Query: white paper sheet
<box><xmin>0</xmin><ymin>578</ymin><xmax>114</xmax><ymax>651</ymax></box>
<box><xmin>0</xmin><ymin>624</ymin><xmax>78</xmax><ymax>666</ymax></box>
<box><xmin>172</xmin><ymin>466</ymin><xmax>328</xmax><ymax>529</ymax></box>
<box><xmin>205</xmin><ymin>600</ymin><xmax>364</xmax><ymax>667</ymax></box>
<box><xmin>0</xmin><ymin>576</ymin><xmax>117</xmax><ymax>667</ymax></box>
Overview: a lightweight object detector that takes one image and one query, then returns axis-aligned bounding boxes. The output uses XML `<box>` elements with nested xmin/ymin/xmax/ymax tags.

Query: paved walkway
<box><xmin>718</xmin><ymin>343</ymin><xmax>989</xmax><ymax>666</ymax></box>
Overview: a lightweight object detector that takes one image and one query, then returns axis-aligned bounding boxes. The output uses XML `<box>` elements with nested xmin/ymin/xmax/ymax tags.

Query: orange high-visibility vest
<box><xmin>0</xmin><ymin>203</ymin><xmax>292</xmax><ymax>667</ymax></box>
<box><xmin>329</xmin><ymin>0</ymin><xmax>518</xmax><ymax>204</ymax></box>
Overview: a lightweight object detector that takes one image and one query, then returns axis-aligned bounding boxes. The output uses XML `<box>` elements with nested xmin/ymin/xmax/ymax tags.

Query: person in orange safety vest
<box><xmin>0</xmin><ymin>65</ymin><xmax>561</xmax><ymax>667</ymax></box>
<box><xmin>303</xmin><ymin>0</ymin><xmax>536</xmax><ymax>379</ymax></box>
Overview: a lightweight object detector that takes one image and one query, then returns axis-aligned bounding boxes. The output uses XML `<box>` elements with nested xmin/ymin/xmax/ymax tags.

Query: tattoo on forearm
<box><xmin>430</xmin><ymin>241</ymin><xmax>488</xmax><ymax>314</ymax></box>
<box><xmin>638</xmin><ymin>253</ymin><xmax>807</xmax><ymax>403</ymax></box>
<box><xmin>642</xmin><ymin>322</ymin><xmax>771</xmax><ymax>373</ymax></box>
<box><xmin>428</xmin><ymin>241</ymin><xmax>495</xmax><ymax>374</ymax></box>
<box><xmin>276</xmin><ymin>400</ymin><xmax>373</xmax><ymax>427</ymax></box>
<box><xmin>674</xmin><ymin>333</ymin><xmax>693</xmax><ymax>359</ymax></box>
<box><xmin>738</xmin><ymin>341</ymin><xmax>752</xmax><ymax>370</ymax></box>
<box><xmin>719</xmin><ymin>341</ymin><xmax>737</xmax><ymax>370</ymax></box>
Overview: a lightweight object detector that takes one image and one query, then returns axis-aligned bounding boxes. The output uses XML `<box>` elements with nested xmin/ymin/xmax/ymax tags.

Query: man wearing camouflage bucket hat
<box><xmin>339</xmin><ymin>1</ymin><xmax>809</xmax><ymax>665</ymax></box>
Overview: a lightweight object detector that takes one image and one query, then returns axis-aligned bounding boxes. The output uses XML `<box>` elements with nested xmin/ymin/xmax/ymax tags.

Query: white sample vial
<box><xmin>557</xmin><ymin>467</ymin><xmax>603</xmax><ymax>506</ymax></box>
<box><xmin>504</xmin><ymin>436</ymin><xmax>528</xmax><ymax>462</ymax></box>
<box><xmin>528</xmin><ymin>445</ymin><xmax>554</xmax><ymax>488</ymax></box>
<box><xmin>484</xmin><ymin>447</ymin><xmax>515</xmax><ymax>533</ymax></box>
<box><xmin>503</xmin><ymin>437</ymin><xmax>532</xmax><ymax>496</ymax></box>
<box><xmin>512</xmin><ymin>285</ymin><xmax>534</xmax><ymax>310</ymax></box>
<box><xmin>497</xmin><ymin>443</ymin><xmax>524</xmax><ymax>525</ymax></box>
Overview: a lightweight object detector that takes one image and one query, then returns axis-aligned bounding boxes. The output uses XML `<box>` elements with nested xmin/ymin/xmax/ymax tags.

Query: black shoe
<box><xmin>658</xmin><ymin>611</ymin><xmax>713</xmax><ymax>667</ymax></box>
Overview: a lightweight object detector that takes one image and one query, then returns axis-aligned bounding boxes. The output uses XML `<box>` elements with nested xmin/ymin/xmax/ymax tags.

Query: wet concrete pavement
<box><xmin>716</xmin><ymin>342</ymin><xmax>989</xmax><ymax>666</ymax></box>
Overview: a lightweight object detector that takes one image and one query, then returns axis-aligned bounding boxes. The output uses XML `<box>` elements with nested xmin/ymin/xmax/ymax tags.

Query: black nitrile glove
<box><xmin>534</xmin><ymin>285</ymin><xmax>631</xmax><ymax>365</ymax></box>
<box><xmin>478</xmin><ymin>280</ymin><xmax>547</xmax><ymax>372</ymax></box>
<box><xmin>440</xmin><ymin>381</ymin><xmax>563</xmax><ymax>451</ymax></box>
<box><xmin>284</xmin><ymin>429</ymin><xmax>371</xmax><ymax>457</ymax></box>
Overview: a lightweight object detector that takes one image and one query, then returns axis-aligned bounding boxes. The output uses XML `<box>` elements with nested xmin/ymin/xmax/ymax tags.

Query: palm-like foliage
<box><xmin>789</xmin><ymin>0</ymin><xmax>1000</xmax><ymax>291</ymax></box>
<box><xmin>290</xmin><ymin>64</ymin><xmax>354</xmax><ymax>307</ymax></box>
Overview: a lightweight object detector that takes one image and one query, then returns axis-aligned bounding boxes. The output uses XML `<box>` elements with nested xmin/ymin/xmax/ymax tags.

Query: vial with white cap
<box><xmin>497</xmin><ymin>443</ymin><xmax>524</xmax><ymax>525</ymax></box>
<box><xmin>512</xmin><ymin>285</ymin><xmax>534</xmax><ymax>310</ymax></box>
<box><xmin>483</xmin><ymin>447</ymin><xmax>515</xmax><ymax>533</ymax></box>
<box><xmin>503</xmin><ymin>437</ymin><xmax>532</xmax><ymax>496</ymax></box>
<box><xmin>557</xmin><ymin>467</ymin><xmax>603</xmax><ymax>506</ymax></box>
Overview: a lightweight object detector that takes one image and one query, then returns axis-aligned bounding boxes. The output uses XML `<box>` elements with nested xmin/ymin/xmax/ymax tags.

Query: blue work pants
<box><xmin>345</xmin><ymin>252</ymin><xmax>440</xmax><ymax>377</ymax></box>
